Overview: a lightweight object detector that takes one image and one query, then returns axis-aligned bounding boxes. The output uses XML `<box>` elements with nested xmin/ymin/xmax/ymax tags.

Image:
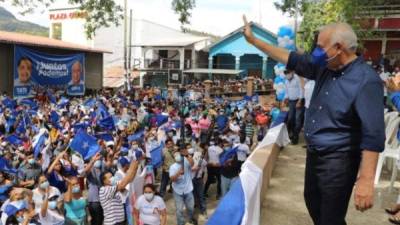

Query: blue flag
<box><xmin>73</xmin><ymin>122</ymin><xmax>89</xmax><ymax>131</ymax></box>
<box><xmin>2</xmin><ymin>98</ymin><xmax>16</xmax><ymax>109</ymax></box>
<box><xmin>219</xmin><ymin>146</ymin><xmax>239</xmax><ymax>165</ymax></box>
<box><xmin>5</xmin><ymin>135</ymin><xmax>23</xmax><ymax>146</ymax></box>
<box><xmin>95</xmin><ymin>132</ymin><xmax>114</xmax><ymax>142</ymax></box>
<box><xmin>47</xmin><ymin>92</ymin><xmax>57</xmax><ymax>104</ymax></box>
<box><xmin>155</xmin><ymin>114</ymin><xmax>169</xmax><ymax>126</ymax></box>
<box><xmin>32</xmin><ymin>130</ymin><xmax>47</xmax><ymax>158</ymax></box>
<box><xmin>150</xmin><ymin>143</ymin><xmax>164</xmax><ymax>168</ymax></box>
<box><xmin>98</xmin><ymin>116</ymin><xmax>115</xmax><ymax>131</ymax></box>
<box><xmin>57</xmin><ymin>97</ymin><xmax>69</xmax><ymax>108</ymax></box>
<box><xmin>0</xmin><ymin>157</ymin><xmax>17</xmax><ymax>174</ymax></box>
<box><xmin>70</xmin><ymin>130</ymin><xmax>100</xmax><ymax>160</ymax></box>
<box><xmin>97</xmin><ymin>102</ymin><xmax>109</xmax><ymax>119</ymax></box>
<box><xmin>206</xmin><ymin>179</ymin><xmax>245</xmax><ymax>225</ymax></box>
<box><xmin>127</xmin><ymin>129</ymin><xmax>145</xmax><ymax>142</ymax></box>
<box><xmin>20</xmin><ymin>98</ymin><xmax>38</xmax><ymax>110</ymax></box>
<box><xmin>84</xmin><ymin>98</ymin><xmax>96</xmax><ymax>108</ymax></box>
<box><xmin>15</xmin><ymin>120</ymin><xmax>26</xmax><ymax>135</ymax></box>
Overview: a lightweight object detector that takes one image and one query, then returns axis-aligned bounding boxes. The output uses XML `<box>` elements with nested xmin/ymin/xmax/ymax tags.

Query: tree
<box><xmin>274</xmin><ymin>0</ymin><xmax>396</xmax><ymax>51</ymax></box>
<box><xmin>171</xmin><ymin>0</ymin><xmax>196</xmax><ymax>30</ymax></box>
<box><xmin>3</xmin><ymin>0</ymin><xmax>196</xmax><ymax>38</ymax></box>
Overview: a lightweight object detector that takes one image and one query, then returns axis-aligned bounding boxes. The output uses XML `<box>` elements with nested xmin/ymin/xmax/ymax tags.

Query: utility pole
<box><xmin>259</xmin><ymin>0</ymin><xmax>262</xmax><ymax>25</ymax></box>
<box><xmin>128</xmin><ymin>9</ymin><xmax>133</xmax><ymax>91</ymax></box>
<box><xmin>294</xmin><ymin>0</ymin><xmax>299</xmax><ymax>49</ymax></box>
<box><xmin>123</xmin><ymin>0</ymin><xmax>128</xmax><ymax>91</ymax></box>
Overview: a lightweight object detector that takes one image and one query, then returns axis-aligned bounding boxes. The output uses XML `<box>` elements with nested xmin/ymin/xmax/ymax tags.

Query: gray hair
<box><xmin>319</xmin><ymin>22</ymin><xmax>358</xmax><ymax>52</ymax></box>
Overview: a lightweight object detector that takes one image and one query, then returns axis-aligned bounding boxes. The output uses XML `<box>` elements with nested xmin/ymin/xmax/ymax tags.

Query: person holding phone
<box><xmin>169</xmin><ymin>149</ymin><xmax>195</xmax><ymax>225</ymax></box>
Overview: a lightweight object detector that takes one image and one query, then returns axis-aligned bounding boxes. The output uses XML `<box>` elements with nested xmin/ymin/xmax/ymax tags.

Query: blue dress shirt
<box><xmin>287</xmin><ymin>52</ymin><xmax>385</xmax><ymax>152</ymax></box>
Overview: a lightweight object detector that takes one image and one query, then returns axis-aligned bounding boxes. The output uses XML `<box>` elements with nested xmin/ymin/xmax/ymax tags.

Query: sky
<box><xmin>1</xmin><ymin>0</ymin><xmax>293</xmax><ymax>36</ymax></box>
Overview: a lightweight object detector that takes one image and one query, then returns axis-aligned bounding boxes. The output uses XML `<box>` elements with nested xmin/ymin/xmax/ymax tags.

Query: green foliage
<box><xmin>3</xmin><ymin>0</ymin><xmax>123</xmax><ymax>39</ymax></box>
<box><xmin>0</xmin><ymin>7</ymin><xmax>48</xmax><ymax>37</ymax></box>
<box><xmin>274</xmin><ymin>0</ymin><xmax>396</xmax><ymax>51</ymax></box>
<box><xmin>3</xmin><ymin>0</ymin><xmax>198</xmax><ymax>37</ymax></box>
<box><xmin>171</xmin><ymin>0</ymin><xmax>196</xmax><ymax>30</ymax></box>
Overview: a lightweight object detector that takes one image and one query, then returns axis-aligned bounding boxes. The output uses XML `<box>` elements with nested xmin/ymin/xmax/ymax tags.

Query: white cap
<box><xmin>106</xmin><ymin>141</ymin><xmax>115</xmax><ymax>147</ymax></box>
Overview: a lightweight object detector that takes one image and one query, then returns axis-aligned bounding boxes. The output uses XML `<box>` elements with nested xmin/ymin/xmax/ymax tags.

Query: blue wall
<box><xmin>209</xmin><ymin>23</ymin><xmax>278</xmax><ymax>78</ymax></box>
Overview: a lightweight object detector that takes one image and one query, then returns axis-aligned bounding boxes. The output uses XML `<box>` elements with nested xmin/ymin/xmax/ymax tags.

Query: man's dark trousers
<box><xmin>287</xmin><ymin>99</ymin><xmax>303</xmax><ymax>143</ymax></box>
<box><xmin>304</xmin><ymin>149</ymin><xmax>361</xmax><ymax>225</ymax></box>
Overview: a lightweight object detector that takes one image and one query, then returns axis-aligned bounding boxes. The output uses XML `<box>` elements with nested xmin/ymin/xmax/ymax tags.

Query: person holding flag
<box><xmin>169</xmin><ymin>148</ymin><xmax>196</xmax><ymax>225</ymax></box>
<box><xmin>99</xmin><ymin>158</ymin><xmax>139</xmax><ymax>225</ymax></box>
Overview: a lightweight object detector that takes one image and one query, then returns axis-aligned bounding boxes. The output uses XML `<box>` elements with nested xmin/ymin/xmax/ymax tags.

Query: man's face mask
<box><xmin>311</xmin><ymin>44</ymin><xmax>340</xmax><ymax>68</ymax></box>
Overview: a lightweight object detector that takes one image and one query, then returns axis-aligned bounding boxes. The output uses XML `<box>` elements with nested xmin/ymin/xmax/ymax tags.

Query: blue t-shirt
<box><xmin>47</xmin><ymin>171</ymin><xmax>67</xmax><ymax>193</ymax></box>
<box><xmin>215</xmin><ymin>115</ymin><xmax>228</xmax><ymax>131</ymax></box>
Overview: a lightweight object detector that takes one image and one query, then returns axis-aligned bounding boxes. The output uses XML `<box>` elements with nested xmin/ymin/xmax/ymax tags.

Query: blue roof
<box><xmin>209</xmin><ymin>22</ymin><xmax>278</xmax><ymax>58</ymax></box>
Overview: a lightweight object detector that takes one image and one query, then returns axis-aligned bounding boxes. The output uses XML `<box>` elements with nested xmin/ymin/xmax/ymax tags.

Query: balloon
<box><xmin>271</xmin><ymin>108</ymin><xmax>281</xmax><ymax>121</ymax></box>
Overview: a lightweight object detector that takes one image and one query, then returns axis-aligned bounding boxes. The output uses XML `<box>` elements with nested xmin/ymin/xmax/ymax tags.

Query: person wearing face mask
<box><xmin>159</xmin><ymin>140</ymin><xmax>175</xmax><ymax>198</ymax></box>
<box><xmin>99</xmin><ymin>159</ymin><xmax>139</xmax><ymax>225</ymax></box>
<box><xmin>220</xmin><ymin>140</ymin><xmax>240</xmax><ymax>196</ymax></box>
<box><xmin>244</xmin><ymin>17</ymin><xmax>384</xmax><ymax>224</ymax></box>
<box><xmin>64</xmin><ymin>176</ymin><xmax>87</xmax><ymax>225</ymax></box>
<box><xmin>32</xmin><ymin>175</ymin><xmax>62</xmax><ymax>215</ymax></box>
<box><xmin>169</xmin><ymin>149</ymin><xmax>196</xmax><ymax>225</ymax></box>
<box><xmin>82</xmin><ymin>152</ymin><xmax>105</xmax><ymax>225</ymax></box>
<box><xmin>134</xmin><ymin>184</ymin><xmax>167</xmax><ymax>225</ymax></box>
<box><xmin>39</xmin><ymin>188</ymin><xmax>64</xmax><ymax>225</ymax></box>
<box><xmin>190</xmin><ymin>145</ymin><xmax>208</xmax><ymax>219</ymax></box>
<box><xmin>284</xmin><ymin>69</ymin><xmax>304</xmax><ymax>145</ymax></box>
<box><xmin>3</xmin><ymin>200</ymin><xmax>37</xmax><ymax>225</ymax></box>
<box><xmin>18</xmin><ymin>154</ymin><xmax>41</xmax><ymax>189</ymax></box>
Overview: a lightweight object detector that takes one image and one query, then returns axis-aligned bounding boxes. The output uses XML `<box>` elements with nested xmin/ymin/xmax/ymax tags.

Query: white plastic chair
<box><xmin>374</xmin><ymin>116</ymin><xmax>400</xmax><ymax>189</ymax></box>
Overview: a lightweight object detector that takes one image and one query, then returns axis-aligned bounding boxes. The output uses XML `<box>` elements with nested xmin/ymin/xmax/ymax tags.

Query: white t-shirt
<box><xmin>380</xmin><ymin>71</ymin><xmax>390</xmax><ymax>97</ymax></box>
<box><xmin>235</xmin><ymin>143</ymin><xmax>250</xmax><ymax>162</ymax></box>
<box><xmin>207</xmin><ymin>145</ymin><xmax>223</xmax><ymax>165</ymax></box>
<box><xmin>39</xmin><ymin>209</ymin><xmax>65</xmax><ymax>225</ymax></box>
<box><xmin>32</xmin><ymin>186</ymin><xmax>63</xmax><ymax>213</ymax></box>
<box><xmin>135</xmin><ymin>195</ymin><xmax>166</xmax><ymax>225</ymax></box>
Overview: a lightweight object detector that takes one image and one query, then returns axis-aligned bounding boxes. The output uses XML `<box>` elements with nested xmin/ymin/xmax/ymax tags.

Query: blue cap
<box><xmin>119</xmin><ymin>156</ymin><xmax>130</xmax><ymax>167</ymax></box>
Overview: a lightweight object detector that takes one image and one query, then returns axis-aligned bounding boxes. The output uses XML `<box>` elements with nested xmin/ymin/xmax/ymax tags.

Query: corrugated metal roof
<box><xmin>0</xmin><ymin>30</ymin><xmax>111</xmax><ymax>53</ymax></box>
<box><xmin>133</xmin><ymin>36</ymin><xmax>209</xmax><ymax>47</ymax></box>
<box><xmin>183</xmin><ymin>68</ymin><xmax>242</xmax><ymax>75</ymax></box>
<box><xmin>103</xmin><ymin>66</ymin><xmax>140</xmax><ymax>88</ymax></box>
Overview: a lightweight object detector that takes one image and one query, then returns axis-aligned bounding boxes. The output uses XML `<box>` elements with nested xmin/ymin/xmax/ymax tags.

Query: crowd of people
<box><xmin>0</xmin><ymin>85</ymin><xmax>280</xmax><ymax>225</ymax></box>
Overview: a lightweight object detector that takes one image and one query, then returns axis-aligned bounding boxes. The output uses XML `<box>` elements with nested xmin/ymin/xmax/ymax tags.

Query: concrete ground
<box><xmin>162</xmin><ymin>181</ymin><xmax>219</xmax><ymax>225</ymax></box>
<box><xmin>261</xmin><ymin>139</ymin><xmax>398</xmax><ymax>225</ymax></box>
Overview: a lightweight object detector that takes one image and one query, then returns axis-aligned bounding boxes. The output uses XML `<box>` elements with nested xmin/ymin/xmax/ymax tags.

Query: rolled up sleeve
<box><xmin>286</xmin><ymin>51</ymin><xmax>319</xmax><ymax>80</ymax></box>
<box><xmin>354</xmin><ymin>80</ymin><xmax>385</xmax><ymax>152</ymax></box>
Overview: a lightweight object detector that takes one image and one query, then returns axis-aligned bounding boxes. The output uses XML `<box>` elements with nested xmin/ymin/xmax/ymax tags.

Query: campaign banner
<box><xmin>13</xmin><ymin>46</ymin><xmax>85</xmax><ymax>98</ymax></box>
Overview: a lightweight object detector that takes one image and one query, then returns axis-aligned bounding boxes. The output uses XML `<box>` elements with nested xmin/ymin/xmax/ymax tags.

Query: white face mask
<box><xmin>144</xmin><ymin>193</ymin><xmax>154</xmax><ymax>202</ymax></box>
<box><xmin>188</xmin><ymin>148</ymin><xmax>194</xmax><ymax>155</ymax></box>
<box><xmin>174</xmin><ymin>154</ymin><xmax>182</xmax><ymax>162</ymax></box>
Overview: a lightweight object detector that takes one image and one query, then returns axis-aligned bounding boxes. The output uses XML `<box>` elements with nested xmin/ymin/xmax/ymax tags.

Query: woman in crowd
<box><xmin>134</xmin><ymin>184</ymin><xmax>167</xmax><ymax>225</ymax></box>
<box><xmin>64</xmin><ymin>176</ymin><xmax>87</xmax><ymax>225</ymax></box>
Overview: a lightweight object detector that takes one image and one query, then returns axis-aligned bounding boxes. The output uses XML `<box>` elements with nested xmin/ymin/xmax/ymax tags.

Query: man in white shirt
<box><xmin>204</xmin><ymin>141</ymin><xmax>223</xmax><ymax>199</ymax></box>
<box><xmin>284</xmin><ymin>70</ymin><xmax>304</xmax><ymax>144</ymax></box>
<box><xmin>379</xmin><ymin>66</ymin><xmax>390</xmax><ymax>107</ymax></box>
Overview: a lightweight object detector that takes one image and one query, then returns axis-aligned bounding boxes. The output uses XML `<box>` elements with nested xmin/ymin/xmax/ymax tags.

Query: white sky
<box><xmin>1</xmin><ymin>0</ymin><xmax>293</xmax><ymax>36</ymax></box>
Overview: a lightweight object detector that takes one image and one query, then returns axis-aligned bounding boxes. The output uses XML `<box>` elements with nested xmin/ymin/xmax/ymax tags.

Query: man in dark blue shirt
<box><xmin>243</xmin><ymin>16</ymin><xmax>385</xmax><ymax>225</ymax></box>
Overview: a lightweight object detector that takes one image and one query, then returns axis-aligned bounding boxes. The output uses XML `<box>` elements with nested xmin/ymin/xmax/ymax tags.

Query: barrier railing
<box><xmin>206</xmin><ymin>123</ymin><xmax>290</xmax><ymax>225</ymax></box>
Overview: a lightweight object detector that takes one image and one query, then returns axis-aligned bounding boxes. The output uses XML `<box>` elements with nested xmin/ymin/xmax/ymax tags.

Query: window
<box><xmin>52</xmin><ymin>23</ymin><xmax>62</xmax><ymax>40</ymax></box>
